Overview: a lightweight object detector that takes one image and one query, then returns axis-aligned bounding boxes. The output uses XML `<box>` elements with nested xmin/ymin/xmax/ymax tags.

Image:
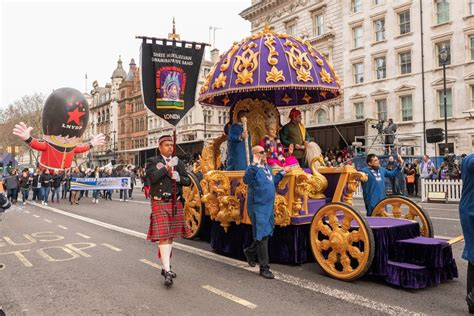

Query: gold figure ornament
<box><xmin>234</xmin><ymin>42</ymin><xmax>260</xmax><ymax>85</ymax></box>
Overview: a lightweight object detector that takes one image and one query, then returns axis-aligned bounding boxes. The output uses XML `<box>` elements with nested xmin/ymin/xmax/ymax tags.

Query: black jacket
<box><xmin>40</xmin><ymin>174</ymin><xmax>53</xmax><ymax>188</ymax></box>
<box><xmin>52</xmin><ymin>174</ymin><xmax>62</xmax><ymax>188</ymax></box>
<box><xmin>145</xmin><ymin>155</ymin><xmax>190</xmax><ymax>199</ymax></box>
<box><xmin>32</xmin><ymin>174</ymin><xmax>41</xmax><ymax>188</ymax></box>
<box><xmin>18</xmin><ymin>175</ymin><xmax>31</xmax><ymax>189</ymax></box>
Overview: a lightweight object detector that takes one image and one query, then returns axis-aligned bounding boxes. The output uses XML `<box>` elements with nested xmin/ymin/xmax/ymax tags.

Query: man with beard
<box><xmin>360</xmin><ymin>153</ymin><xmax>404</xmax><ymax>216</ymax></box>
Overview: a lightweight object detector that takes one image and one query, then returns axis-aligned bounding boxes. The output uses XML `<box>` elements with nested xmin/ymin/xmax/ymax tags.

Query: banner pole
<box><xmin>172</xmin><ymin>126</ymin><xmax>177</xmax><ymax>216</ymax></box>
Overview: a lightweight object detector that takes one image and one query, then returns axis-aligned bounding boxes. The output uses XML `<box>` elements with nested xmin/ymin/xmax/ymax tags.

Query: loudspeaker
<box><xmin>426</xmin><ymin>128</ymin><xmax>444</xmax><ymax>143</ymax></box>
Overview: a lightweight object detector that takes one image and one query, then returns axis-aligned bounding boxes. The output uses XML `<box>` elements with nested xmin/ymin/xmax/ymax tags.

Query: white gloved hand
<box><xmin>90</xmin><ymin>133</ymin><xmax>106</xmax><ymax>147</ymax></box>
<box><xmin>13</xmin><ymin>122</ymin><xmax>33</xmax><ymax>140</ymax></box>
<box><xmin>168</xmin><ymin>156</ymin><xmax>179</xmax><ymax>168</ymax></box>
<box><xmin>172</xmin><ymin>171</ymin><xmax>180</xmax><ymax>182</ymax></box>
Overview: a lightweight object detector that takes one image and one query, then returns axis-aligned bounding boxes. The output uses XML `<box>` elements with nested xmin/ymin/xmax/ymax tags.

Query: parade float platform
<box><xmin>209</xmin><ymin>215</ymin><xmax>457</xmax><ymax>289</ymax></box>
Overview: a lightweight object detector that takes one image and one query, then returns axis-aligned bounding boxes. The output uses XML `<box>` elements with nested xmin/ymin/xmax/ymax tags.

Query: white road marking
<box><xmin>430</xmin><ymin>216</ymin><xmax>459</xmax><ymax>222</ymax></box>
<box><xmin>139</xmin><ymin>259</ymin><xmax>162</xmax><ymax>270</ymax></box>
<box><xmin>101</xmin><ymin>243</ymin><xmax>122</xmax><ymax>252</ymax></box>
<box><xmin>75</xmin><ymin>233</ymin><xmax>91</xmax><ymax>239</ymax></box>
<box><xmin>57</xmin><ymin>225</ymin><xmax>68</xmax><ymax>230</ymax></box>
<box><xmin>127</xmin><ymin>200</ymin><xmax>149</xmax><ymax>205</ymax></box>
<box><xmin>30</xmin><ymin>202</ymin><xmax>423</xmax><ymax>316</ymax></box>
<box><xmin>202</xmin><ymin>285</ymin><xmax>257</xmax><ymax>310</ymax></box>
<box><xmin>33</xmin><ymin>215</ymin><xmax>40</xmax><ymax>218</ymax></box>
<box><xmin>24</xmin><ymin>211</ymin><xmax>30</xmax><ymax>214</ymax></box>
<box><xmin>43</xmin><ymin>219</ymin><xmax>52</xmax><ymax>223</ymax></box>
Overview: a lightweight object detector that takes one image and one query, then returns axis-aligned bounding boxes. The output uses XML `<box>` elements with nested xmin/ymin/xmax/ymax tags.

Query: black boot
<box><xmin>467</xmin><ymin>263</ymin><xmax>474</xmax><ymax>313</ymax></box>
<box><xmin>161</xmin><ymin>268</ymin><xmax>177</xmax><ymax>278</ymax></box>
<box><xmin>259</xmin><ymin>266</ymin><xmax>274</xmax><ymax>279</ymax></box>
<box><xmin>164</xmin><ymin>271</ymin><xmax>173</xmax><ymax>287</ymax></box>
<box><xmin>243</xmin><ymin>245</ymin><xmax>257</xmax><ymax>267</ymax></box>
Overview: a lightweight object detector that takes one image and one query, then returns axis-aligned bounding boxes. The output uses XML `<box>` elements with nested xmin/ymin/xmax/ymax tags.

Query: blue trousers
<box><xmin>41</xmin><ymin>187</ymin><xmax>51</xmax><ymax>203</ymax></box>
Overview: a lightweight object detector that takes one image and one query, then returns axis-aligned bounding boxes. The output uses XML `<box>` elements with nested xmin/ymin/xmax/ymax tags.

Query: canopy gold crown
<box><xmin>262</xmin><ymin>22</ymin><xmax>273</xmax><ymax>34</ymax></box>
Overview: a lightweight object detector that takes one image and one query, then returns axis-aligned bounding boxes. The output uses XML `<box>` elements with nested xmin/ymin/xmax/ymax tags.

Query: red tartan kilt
<box><xmin>147</xmin><ymin>200</ymin><xmax>190</xmax><ymax>241</ymax></box>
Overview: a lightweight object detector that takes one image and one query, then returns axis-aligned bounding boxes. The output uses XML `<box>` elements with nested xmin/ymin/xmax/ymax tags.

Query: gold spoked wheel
<box><xmin>310</xmin><ymin>202</ymin><xmax>374</xmax><ymax>281</ymax></box>
<box><xmin>371</xmin><ymin>196</ymin><xmax>434</xmax><ymax>238</ymax></box>
<box><xmin>183</xmin><ymin>172</ymin><xmax>204</xmax><ymax>239</ymax></box>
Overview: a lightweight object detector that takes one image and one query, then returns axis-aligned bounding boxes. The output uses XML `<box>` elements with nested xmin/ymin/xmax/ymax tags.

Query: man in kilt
<box><xmin>145</xmin><ymin>135</ymin><xmax>191</xmax><ymax>286</ymax></box>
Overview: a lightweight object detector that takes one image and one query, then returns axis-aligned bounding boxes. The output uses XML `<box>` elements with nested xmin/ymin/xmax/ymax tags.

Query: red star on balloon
<box><xmin>67</xmin><ymin>108</ymin><xmax>86</xmax><ymax>125</ymax></box>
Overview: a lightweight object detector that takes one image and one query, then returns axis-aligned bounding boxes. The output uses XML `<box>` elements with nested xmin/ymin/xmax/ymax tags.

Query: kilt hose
<box><xmin>147</xmin><ymin>199</ymin><xmax>190</xmax><ymax>242</ymax></box>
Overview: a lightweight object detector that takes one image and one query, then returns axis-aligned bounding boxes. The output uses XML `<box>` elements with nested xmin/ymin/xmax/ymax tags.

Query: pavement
<box><xmin>0</xmin><ymin>190</ymin><xmax>468</xmax><ymax>315</ymax></box>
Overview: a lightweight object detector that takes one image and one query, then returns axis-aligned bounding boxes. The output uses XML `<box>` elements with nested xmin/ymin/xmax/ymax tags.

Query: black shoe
<box><xmin>161</xmin><ymin>269</ymin><xmax>177</xmax><ymax>278</ymax></box>
<box><xmin>164</xmin><ymin>271</ymin><xmax>173</xmax><ymax>286</ymax></box>
<box><xmin>259</xmin><ymin>267</ymin><xmax>275</xmax><ymax>279</ymax></box>
<box><xmin>243</xmin><ymin>248</ymin><xmax>257</xmax><ymax>267</ymax></box>
<box><xmin>467</xmin><ymin>293</ymin><xmax>474</xmax><ymax>314</ymax></box>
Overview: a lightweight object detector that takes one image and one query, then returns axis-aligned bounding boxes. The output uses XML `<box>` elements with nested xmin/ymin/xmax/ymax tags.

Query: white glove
<box><xmin>90</xmin><ymin>133</ymin><xmax>106</xmax><ymax>147</ymax></box>
<box><xmin>172</xmin><ymin>171</ymin><xmax>180</xmax><ymax>182</ymax></box>
<box><xmin>168</xmin><ymin>156</ymin><xmax>179</xmax><ymax>168</ymax></box>
<box><xmin>13</xmin><ymin>122</ymin><xmax>33</xmax><ymax>140</ymax></box>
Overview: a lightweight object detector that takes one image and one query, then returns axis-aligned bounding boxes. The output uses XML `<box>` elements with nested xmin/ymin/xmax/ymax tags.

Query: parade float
<box><xmin>183</xmin><ymin>27</ymin><xmax>458</xmax><ymax>288</ymax></box>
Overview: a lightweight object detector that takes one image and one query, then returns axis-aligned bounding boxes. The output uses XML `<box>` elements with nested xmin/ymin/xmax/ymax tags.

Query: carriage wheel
<box><xmin>183</xmin><ymin>172</ymin><xmax>204</xmax><ymax>239</ymax></box>
<box><xmin>310</xmin><ymin>202</ymin><xmax>374</xmax><ymax>281</ymax></box>
<box><xmin>371</xmin><ymin>196</ymin><xmax>434</xmax><ymax>238</ymax></box>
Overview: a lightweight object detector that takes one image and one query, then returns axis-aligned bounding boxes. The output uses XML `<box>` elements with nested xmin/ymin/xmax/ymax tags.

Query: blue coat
<box><xmin>460</xmin><ymin>154</ymin><xmax>474</xmax><ymax>263</ymax></box>
<box><xmin>227</xmin><ymin>123</ymin><xmax>252</xmax><ymax>171</ymax></box>
<box><xmin>360</xmin><ymin>165</ymin><xmax>401</xmax><ymax>216</ymax></box>
<box><xmin>243</xmin><ymin>164</ymin><xmax>285</xmax><ymax>241</ymax></box>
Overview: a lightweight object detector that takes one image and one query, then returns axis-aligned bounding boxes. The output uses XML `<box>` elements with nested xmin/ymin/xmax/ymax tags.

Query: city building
<box><xmin>87</xmin><ymin>57</ymin><xmax>126</xmax><ymax>166</ymax></box>
<box><xmin>241</xmin><ymin>0</ymin><xmax>474</xmax><ymax>155</ymax></box>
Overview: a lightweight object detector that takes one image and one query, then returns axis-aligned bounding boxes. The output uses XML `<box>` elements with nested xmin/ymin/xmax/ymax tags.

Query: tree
<box><xmin>0</xmin><ymin>93</ymin><xmax>45</xmax><ymax>165</ymax></box>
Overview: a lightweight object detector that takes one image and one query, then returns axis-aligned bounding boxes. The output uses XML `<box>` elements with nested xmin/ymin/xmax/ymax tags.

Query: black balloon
<box><xmin>42</xmin><ymin>87</ymin><xmax>89</xmax><ymax>138</ymax></box>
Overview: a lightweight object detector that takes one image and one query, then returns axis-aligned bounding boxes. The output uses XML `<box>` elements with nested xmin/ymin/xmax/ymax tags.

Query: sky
<box><xmin>0</xmin><ymin>0</ymin><xmax>251</xmax><ymax>107</ymax></box>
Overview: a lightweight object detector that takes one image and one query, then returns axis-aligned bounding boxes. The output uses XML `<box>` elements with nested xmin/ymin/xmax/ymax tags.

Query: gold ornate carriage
<box><xmin>182</xmin><ymin>27</ymin><xmax>435</xmax><ymax>282</ymax></box>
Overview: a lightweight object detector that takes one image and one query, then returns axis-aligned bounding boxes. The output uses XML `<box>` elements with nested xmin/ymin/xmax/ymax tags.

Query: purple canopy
<box><xmin>198</xmin><ymin>27</ymin><xmax>341</xmax><ymax>108</ymax></box>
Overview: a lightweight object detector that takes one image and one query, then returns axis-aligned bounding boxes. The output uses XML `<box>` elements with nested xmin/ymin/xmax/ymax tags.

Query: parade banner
<box><xmin>140</xmin><ymin>39</ymin><xmax>206</xmax><ymax>126</ymax></box>
<box><xmin>70</xmin><ymin>177</ymin><xmax>131</xmax><ymax>191</ymax></box>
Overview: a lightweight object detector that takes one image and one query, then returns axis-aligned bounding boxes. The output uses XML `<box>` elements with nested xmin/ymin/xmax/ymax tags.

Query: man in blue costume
<box><xmin>460</xmin><ymin>154</ymin><xmax>474</xmax><ymax>314</ymax></box>
<box><xmin>227</xmin><ymin>110</ymin><xmax>252</xmax><ymax>170</ymax></box>
<box><xmin>360</xmin><ymin>153</ymin><xmax>404</xmax><ymax>216</ymax></box>
<box><xmin>243</xmin><ymin>145</ymin><xmax>288</xmax><ymax>279</ymax></box>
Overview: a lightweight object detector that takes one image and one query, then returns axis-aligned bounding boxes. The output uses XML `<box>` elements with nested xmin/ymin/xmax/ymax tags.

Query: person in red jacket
<box><xmin>12</xmin><ymin>87</ymin><xmax>105</xmax><ymax>171</ymax></box>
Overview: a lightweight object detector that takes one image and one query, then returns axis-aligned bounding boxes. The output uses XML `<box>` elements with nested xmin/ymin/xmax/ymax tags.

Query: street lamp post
<box><xmin>439</xmin><ymin>45</ymin><xmax>449</xmax><ymax>155</ymax></box>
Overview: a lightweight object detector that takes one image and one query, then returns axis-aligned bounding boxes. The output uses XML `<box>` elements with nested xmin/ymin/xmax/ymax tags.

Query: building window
<box><xmin>470</xmin><ymin>35</ymin><xmax>474</xmax><ymax>60</ymax></box>
<box><xmin>352</xmin><ymin>0</ymin><xmax>362</xmax><ymax>13</ymax></box>
<box><xmin>401</xmin><ymin>95</ymin><xmax>413</xmax><ymax>121</ymax></box>
<box><xmin>374</xmin><ymin>0</ymin><xmax>384</xmax><ymax>5</ymax></box>
<box><xmin>471</xmin><ymin>135</ymin><xmax>474</xmax><ymax>152</ymax></box>
<box><xmin>470</xmin><ymin>0</ymin><xmax>474</xmax><ymax>15</ymax></box>
<box><xmin>353</xmin><ymin>26</ymin><xmax>363</xmax><ymax>48</ymax></box>
<box><xmin>436</xmin><ymin>0</ymin><xmax>450</xmax><ymax>24</ymax></box>
<box><xmin>471</xmin><ymin>85</ymin><xmax>474</xmax><ymax>107</ymax></box>
<box><xmin>399</xmin><ymin>51</ymin><xmax>412</xmax><ymax>74</ymax></box>
<box><xmin>399</xmin><ymin>10</ymin><xmax>411</xmax><ymax>35</ymax></box>
<box><xmin>354</xmin><ymin>102</ymin><xmax>364</xmax><ymax>119</ymax></box>
<box><xmin>374</xmin><ymin>18</ymin><xmax>385</xmax><ymax>42</ymax></box>
<box><xmin>436</xmin><ymin>41</ymin><xmax>451</xmax><ymax>66</ymax></box>
<box><xmin>286</xmin><ymin>20</ymin><xmax>297</xmax><ymax>36</ymax></box>
<box><xmin>353</xmin><ymin>62</ymin><xmax>364</xmax><ymax>84</ymax></box>
<box><xmin>376</xmin><ymin>99</ymin><xmax>387</xmax><ymax>121</ymax></box>
<box><xmin>316</xmin><ymin>109</ymin><xmax>328</xmax><ymax>124</ymax></box>
<box><xmin>313</xmin><ymin>13</ymin><xmax>324</xmax><ymax>36</ymax></box>
<box><xmin>437</xmin><ymin>88</ymin><xmax>453</xmax><ymax>117</ymax></box>
<box><xmin>375</xmin><ymin>57</ymin><xmax>386</xmax><ymax>80</ymax></box>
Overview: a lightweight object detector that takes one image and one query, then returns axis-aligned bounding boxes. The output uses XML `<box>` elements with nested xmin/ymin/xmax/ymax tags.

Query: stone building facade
<box><xmin>240</xmin><ymin>0</ymin><xmax>345</xmax><ymax>128</ymax></box>
<box><xmin>87</xmin><ymin>57</ymin><xmax>126</xmax><ymax>166</ymax></box>
<box><xmin>241</xmin><ymin>0</ymin><xmax>474</xmax><ymax>155</ymax></box>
